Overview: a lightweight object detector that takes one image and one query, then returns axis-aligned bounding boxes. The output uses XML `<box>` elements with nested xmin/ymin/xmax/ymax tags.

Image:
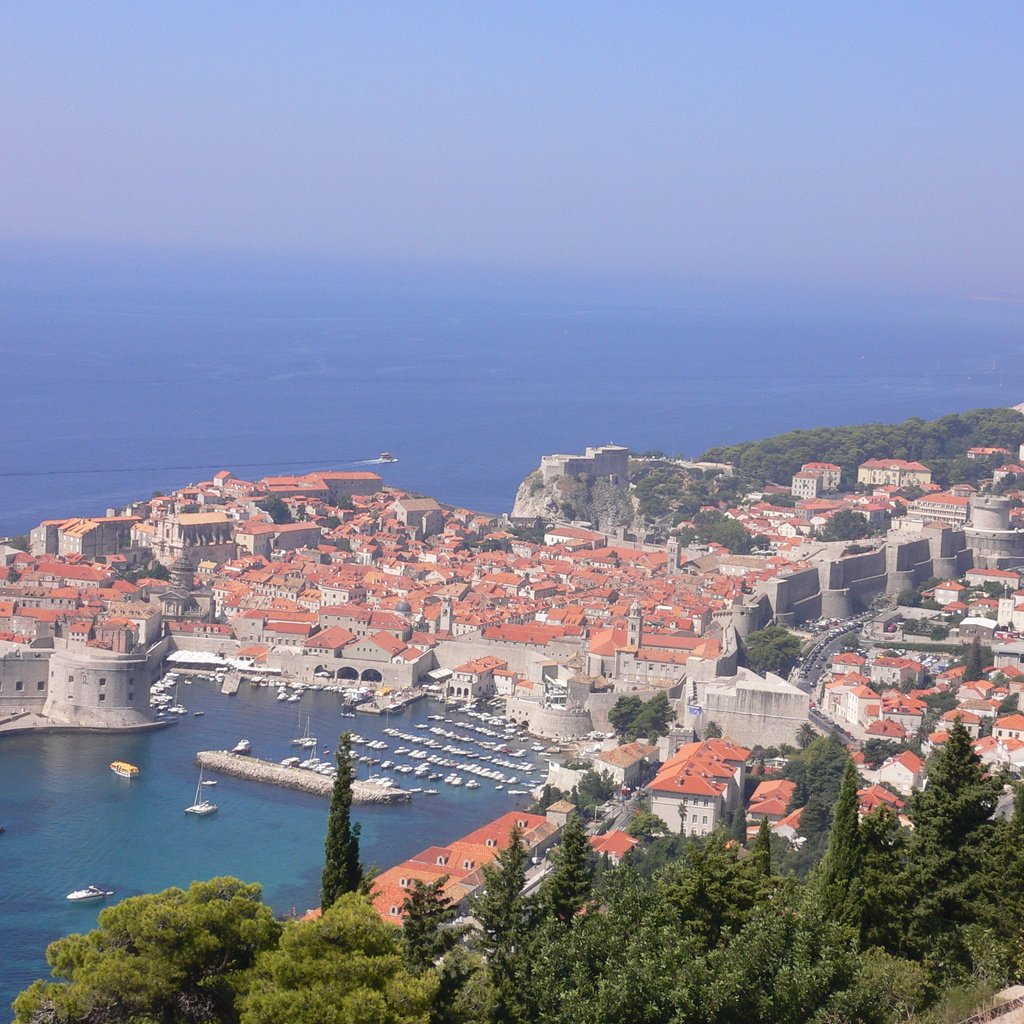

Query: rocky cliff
<box><xmin>511</xmin><ymin>469</ymin><xmax>637</xmax><ymax>534</ymax></box>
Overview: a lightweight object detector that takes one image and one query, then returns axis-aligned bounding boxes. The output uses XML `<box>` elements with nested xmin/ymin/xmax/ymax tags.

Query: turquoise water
<box><xmin>0</xmin><ymin>681</ymin><xmax>544</xmax><ymax>1017</ymax></box>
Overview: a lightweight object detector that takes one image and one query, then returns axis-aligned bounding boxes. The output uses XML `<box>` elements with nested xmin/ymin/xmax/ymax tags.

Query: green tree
<box><xmin>749</xmin><ymin>817</ymin><xmax>772</xmax><ymax>877</ymax></box>
<box><xmin>796</xmin><ymin>722</ymin><xmax>816</xmax><ymax>749</ymax></box>
<box><xmin>256</xmin><ymin>494</ymin><xmax>293</xmax><ymax>524</ymax></box>
<box><xmin>906</xmin><ymin>720</ymin><xmax>1004</xmax><ymax>972</ymax></box>
<box><xmin>628</xmin><ymin>811</ymin><xmax>669</xmax><ymax>840</ymax></box>
<box><xmin>729</xmin><ymin>807</ymin><xmax>748</xmax><ymax>845</ymax></box>
<box><xmin>14</xmin><ymin>877</ymin><xmax>280</xmax><ymax>1024</ymax></box>
<box><xmin>401</xmin><ymin>877</ymin><xmax>462</xmax><ymax>974</ymax></box>
<box><xmin>573</xmin><ymin>770</ymin><xmax>616</xmax><ymax>814</ymax></box>
<box><xmin>321</xmin><ymin>733</ymin><xmax>363</xmax><ymax>911</ymax></box>
<box><xmin>816</xmin><ymin>760</ymin><xmax>863</xmax><ymax>930</ymax></box>
<box><xmin>963</xmin><ymin>637</ymin><xmax>985</xmax><ymax>682</ymax></box>
<box><xmin>471</xmin><ymin>827</ymin><xmax>533</xmax><ymax>1024</ymax></box>
<box><xmin>704</xmin><ymin>719</ymin><xmax>723</xmax><ymax>739</ymax></box>
<box><xmin>540</xmin><ymin>814</ymin><xmax>593</xmax><ymax>923</ymax></box>
<box><xmin>607</xmin><ymin>692</ymin><xmax>674</xmax><ymax>742</ymax></box>
<box><xmin>743</xmin><ymin>625</ymin><xmax>803</xmax><ymax>677</ymax></box>
<box><xmin>240</xmin><ymin>893</ymin><xmax>436</xmax><ymax>1024</ymax></box>
<box><xmin>818</xmin><ymin>508</ymin><xmax>874</xmax><ymax>542</ymax></box>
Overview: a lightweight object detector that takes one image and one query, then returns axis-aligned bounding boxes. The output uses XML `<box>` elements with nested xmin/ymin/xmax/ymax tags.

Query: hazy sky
<box><xmin>3</xmin><ymin>2</ymin><xmax>1023</xmax><ymax>296</ymax></box>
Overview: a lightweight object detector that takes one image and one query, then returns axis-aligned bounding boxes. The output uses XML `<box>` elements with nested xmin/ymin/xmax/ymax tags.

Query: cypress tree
<box><xmin>909</xmin><ymin>719</ymin><xmax>1000</xmax><ymax>853</ymax></box>
<box><xmin>749</xmin><ymin>816</ymin><xmax>772</xmax><ymax>877</ymax></box>
<box><xmin>730</xmin><ymin>806</ymin><xmax>748</xmax><ymax>846</ymax></box>
<box><xmin>540</xmin><ymin>813</ymin><xmax>593</xmax><ymax>922</ymax></box>
<box><xmin>471</xmin><ymin>826</ymin><xmax>533</xmax><ymax>1024</ymax></box>
<box><xmin>321</xmin><ymin>732</ymin><xmax>362</xmax><ymax>911</ymax></box>
<box><xmin>964</xmin><ymin>637</ymin><xmax>985</xmax><ymax>682</ymax></box>
<box><xmin>817</xmin><ymin>759</ymin><xmax>863</xmax><ymax>930</ymax></box>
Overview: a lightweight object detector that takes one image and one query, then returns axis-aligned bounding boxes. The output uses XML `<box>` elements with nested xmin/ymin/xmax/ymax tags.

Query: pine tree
<box><xmin>401</xmin><ymin>876</ymin><xmax>461</xmax><ymax>973</ymax></box>
<box><xmin>749</xmin><ymin>817</ymin><xmax>772</xmax><ymax>877</ymax></box>
<box><xmin>540</xmin><ymin>813</ymin><xmax>593</xmax><ymax>923</ymax></box>
<box><xmin>321</xmin><ymin>732</ymin><xmax>362</xmax><ymax>911</ymax></box>
<box><xmin>816</xmin><ymin>759</ymin><xmax>862</xmax><ymax>930</ymax></box>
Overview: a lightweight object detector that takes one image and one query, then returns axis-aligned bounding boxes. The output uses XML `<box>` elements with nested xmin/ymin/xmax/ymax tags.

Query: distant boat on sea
<box><xmin>110</xmin><ymin>761</ymin><xmax>139</xmax><ymax>779</ymax></box>
<box><xmin>378</xmin><ymin>451</ymin><xmax>398</xmax><ymax>463</ymax></box>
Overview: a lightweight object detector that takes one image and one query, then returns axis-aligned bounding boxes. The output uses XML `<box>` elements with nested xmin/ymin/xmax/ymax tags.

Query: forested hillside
<box><xmin>701</xmin><ymin>407</ymin><xmax>1024</xmax><ymax>487</ymax></box>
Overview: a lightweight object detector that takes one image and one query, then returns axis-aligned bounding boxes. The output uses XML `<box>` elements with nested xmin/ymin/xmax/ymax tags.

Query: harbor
<box><xmin>0</xmin><ymin>672</ymin><xmax>550</xmax><ymax>1011</ymax></box>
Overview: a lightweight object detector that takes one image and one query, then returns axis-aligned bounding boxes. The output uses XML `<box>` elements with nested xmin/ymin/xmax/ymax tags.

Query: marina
<box><xmin>0</xmin><ymin>673</ymin><xmax>551</xmax><ymax>1012</ymax></box>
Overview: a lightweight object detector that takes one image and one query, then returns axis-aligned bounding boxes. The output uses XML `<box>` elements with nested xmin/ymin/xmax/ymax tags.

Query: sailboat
<box><xmin>185</xmin><ymin>769</ymin><xmax>218</xmax><ymax>816</ymax></box>
<box><xmin>291</xmin><ymin>714</ymin><xmax>318</xmax><ymax>749</ymax></box>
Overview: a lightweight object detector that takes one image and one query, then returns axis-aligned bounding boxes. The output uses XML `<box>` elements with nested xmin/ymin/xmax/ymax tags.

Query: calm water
<box><xmin>2</xmin><ymin>257</ymin><xmax>1024</xmax><ymax>535</ymax></box>
<box><xmin>0</xmin><ymin>682</ymin><xmax>545</xmax><ymax>1015</ymax></box>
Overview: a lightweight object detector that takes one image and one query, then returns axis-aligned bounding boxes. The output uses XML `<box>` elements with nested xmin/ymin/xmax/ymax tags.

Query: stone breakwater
<box><xmin>195</xmin><ymin>751</ymin><xmax>411</xmax><ymax>804</ymax></box>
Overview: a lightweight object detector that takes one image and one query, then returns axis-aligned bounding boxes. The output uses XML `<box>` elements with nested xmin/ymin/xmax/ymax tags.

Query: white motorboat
<box><xmin>67</xmin><ymin>885</ymin><xmax>114</xmax><ymax>902</ymax></box>
<box><xmin>185</xmin><ymin>770</ymin><xmax>218</xmax><ymax>816</ymax></box>
<box><xmin>231</xmin><ymin>739</ymin><xmax>251</xmax><ymax>755</ymax></box>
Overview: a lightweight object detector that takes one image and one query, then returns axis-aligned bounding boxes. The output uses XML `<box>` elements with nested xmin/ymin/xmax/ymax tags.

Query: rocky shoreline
<box><xmin>195</xmin><ymin>750</ymin><xmax>411</xmax><ymax>804</ymax></box>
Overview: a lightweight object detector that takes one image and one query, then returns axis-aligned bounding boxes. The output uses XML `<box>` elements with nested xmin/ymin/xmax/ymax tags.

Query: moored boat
<box><xmin>67</xmin><ymin>885</ymin><xmax>114</xmax><ymax>902</ymax></box>
<box><xmin>109</xmin><ymin>761</ymin><xmax>139</xmax><ymax>779</ymax></box>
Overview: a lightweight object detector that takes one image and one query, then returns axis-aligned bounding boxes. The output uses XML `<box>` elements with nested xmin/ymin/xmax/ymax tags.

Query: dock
<box><xmin>195</xmin><ymin>751</ymin><xmax>412</xmax><ymax>804</ymax></box>
<box><xmin>220</xmin><ymin>675</ymin><xmax>241</xmax><ymax>696</ymax></box>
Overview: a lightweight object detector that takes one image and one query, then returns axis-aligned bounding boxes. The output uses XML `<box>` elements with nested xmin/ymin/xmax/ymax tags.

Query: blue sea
<box><xmin>0</xmin><ymin>681</ymin><xmax>548</xmax><ymax>1015</ymax></box>
<box><xmin>2</xmin><ymin>250</ymin><xmax>1024</xmax><ymax>1016</ymax></box>
<box><xmin>1</xmin><ymin>250</ymin><xmax>1023</xmax><ymax>536</ymax></box>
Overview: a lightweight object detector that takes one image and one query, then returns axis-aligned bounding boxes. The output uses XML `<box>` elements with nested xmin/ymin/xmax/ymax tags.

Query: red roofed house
<box><xmin>857</xmin><ymin>459</ymin><xmax>932</xmax><ymax>488</ymax></box>
<box><xmin>649</xmin><ymin>739</ymin><xmax>750</xmax><ymax>837</ymax></box>
<box><xmin>747</xmin><ymin>778</ymin><xmax>797</xmax><ymax>823</ymax></box>
<box><xmin>877</xmin><ymin>750</ymin><xmax>924</xmax><ymax>794</ymax></box>
<box><xmin>590</xmin><ymin>830</ymin><xmax>640</xmax><ymax>865</ymax></box>
<box><xmin>994</xmin><ymin>713</ymin><xmax>1024</xmax><ymax>743</ymax></box>
<box><xmin>446</xmin><ymin>656</ymin><xmax>509</xmax><ymax>702</ymax></box>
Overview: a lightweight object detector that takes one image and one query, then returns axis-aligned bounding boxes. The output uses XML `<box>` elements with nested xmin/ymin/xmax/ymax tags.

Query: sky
<box><xmin>2</xmin><ymin>2</ymin><xmax>1024</xmax><ymax>297</ymax></box>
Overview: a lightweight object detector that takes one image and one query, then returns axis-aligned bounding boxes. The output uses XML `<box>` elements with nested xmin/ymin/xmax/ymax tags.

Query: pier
<box><xmin>195</xmin><ymin>751</ymin><xmax>412</xmax><ymax>804</ymax></box>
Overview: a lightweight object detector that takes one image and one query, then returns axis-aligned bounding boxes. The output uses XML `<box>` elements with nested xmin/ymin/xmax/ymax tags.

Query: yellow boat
<box><xmin>109</xmin><ymin>761</ymin><xmax>139</xmax><ymax>779</ymax></box>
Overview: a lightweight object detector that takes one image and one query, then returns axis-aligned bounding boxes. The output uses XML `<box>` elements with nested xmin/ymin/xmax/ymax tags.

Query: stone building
<box><xmin>540</xmin><ymin>445</ymin><xmax>630</xmax><ymax>485</ymax></box>
<box><xmin>152</xmin><ymin>512</ymin><xmax>235</xmax><ymax>566</ymax></box>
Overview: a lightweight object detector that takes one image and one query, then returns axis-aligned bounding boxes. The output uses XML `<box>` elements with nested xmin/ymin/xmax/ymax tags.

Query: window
<box><xmin>463</xmin><ymin>860</ymin><xmax>474</xmax><ymax>870</ymax></box>
<box><xmin>128</xmin><ymin>692</ymin><xmax>134</xmax><ymax>701</ymax></box>
<box><xmin>99</xmin><ymin>694</ymin><xmax>106</xmax><ymax>702</ymax></box>
<box><xmin>37</xmin><ymin>681</ymin><xmax>44</xmax><ymax>690</ymax></box>
<box><xmin>68</xmin><ymin>674</ymin><xmax>74</xmax><ymax>682</ymax></box>
<box><xmin>389</xmin><ymin>906</ymin><xmax>399</xmax><ymax>916</ymax></box>
<box><xmin>99</xmin><ymin>678</ymin><xmax>106</xmax><ymax>686</ymax></box>
<box><xmin>15</xmin><ymin>681</ymin><xmax>23</xmax><ymax>692</ymax></box>
<box><xmin>400</xmin><ymin>877</ymin><xmax>409</xmax><ymax>887</ymax></box>
<box><xmin>702</xmin><ymin>815</ymin><xmax>708</xmax><ymax>824</ymax></box>
<box><xmin>691</xmin><ymin>814</ymin><xmax>697</xmax><ymax>823</ymax></box>
<box><xmin>486</xmin><ymin>838</ymin><xmax>496</xmax><ymax>847</ymax></box>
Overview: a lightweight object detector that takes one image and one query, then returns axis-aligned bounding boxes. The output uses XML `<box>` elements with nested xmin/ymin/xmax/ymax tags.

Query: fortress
<box><xmin>730</xmin><ymin>494</ymin><xmax>1024</xmax><ymax>635</ymax></box>
<box><xmin>540</xmin><ymin>444</ymin><xmax>630</xmax><ymax>485</ymax></box>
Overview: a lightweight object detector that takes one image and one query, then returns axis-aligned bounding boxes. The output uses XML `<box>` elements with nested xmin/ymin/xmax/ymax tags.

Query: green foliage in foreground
<box><xmin>15</xmin><ymin>721</ymin><xmax>1024</xmax><ymax>1024</ymax></box>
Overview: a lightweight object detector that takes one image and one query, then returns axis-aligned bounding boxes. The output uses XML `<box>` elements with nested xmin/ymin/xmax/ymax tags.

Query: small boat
<box><xmin>378</xmin><ymin>451</ymin><xmax>398</xmax><ymax>463</ymax></box>
<box><xmin>193</xmin><ymin>711</ymin><xmax>205</xmax><ymax>717</ymax></box>
<box><xmin>109</xmin><ymin>761</ymin><xmax>139</xmax><ymax>779</ymax></box>
<box><xmin>231</xmin><ymin>740</ymin><xmax>251</xmax><ymax>755</ymax></box>
<box><xmin>424</xmin><ymin>789</ymin><xmax>439</xmax><ymax>795</ymax></box>
<box><xmin>280</xmin><ymin>756</ymin><xmax>301</xmax><ymax>768</ymax></box>
<box><xmin>67</xmin><ymin>885</ymin><xmax>114</xmax><ymax>902</ymax></box>
<box><xmin>185</xmin><ymin>770</ymin><xmax>218</xmax><ymax>816</ymax></box>
<box><xmin>200</xmin><ymin>779</ymin><xmax>217</xmax><ymax>787</ymax></box>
